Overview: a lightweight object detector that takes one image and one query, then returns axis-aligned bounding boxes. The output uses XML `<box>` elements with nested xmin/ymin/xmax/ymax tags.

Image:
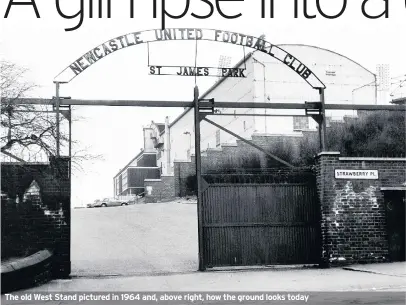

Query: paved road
<box><xmin>71</xmin><ymin>203</ymin><xmax>199</xmax><ymax>276</ymax></box>
<box><xmin>4</xmin><ymin>205</ymin><xmax>405</xmax><ymax>304</ymax></box>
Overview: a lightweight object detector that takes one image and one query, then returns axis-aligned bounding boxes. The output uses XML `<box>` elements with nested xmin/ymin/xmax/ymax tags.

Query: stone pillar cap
<box><xmin>317</xmin><ymin>151</ymin><xmax>341</xmax><ymax>157</ymax></box>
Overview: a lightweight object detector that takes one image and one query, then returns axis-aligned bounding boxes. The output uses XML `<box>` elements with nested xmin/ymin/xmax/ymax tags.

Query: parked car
<box><xmin>98</xmin><ymin>197</ymin><xmax>128</xmax><ymax>207</ymax></box>
<box><xmin>87</xmin><ymin>199</ymin><xmax>101</xmax><ymax>208</ymax></box>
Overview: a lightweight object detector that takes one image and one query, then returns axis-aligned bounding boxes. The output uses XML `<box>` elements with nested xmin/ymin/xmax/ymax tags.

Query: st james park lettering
<box><xmin>65</xmin><ymin>28</ymin><xmax>317</xmax><ymax>85</ymax></box>
<box><xmin>150</xmin><ymin>66</ymin><xmax>208</xmax><ymax>77</ymax></box>
<box><xmin>149</xmin><ymin>66</ymin><xmax>246</xmax><ymax>78</ymax></box>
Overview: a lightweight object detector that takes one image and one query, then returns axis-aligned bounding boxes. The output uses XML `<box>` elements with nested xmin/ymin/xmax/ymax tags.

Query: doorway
<box><xmin>384</xmin><ymin>190</ymin><xmax>405</xmax><ymax>262</ymax></box>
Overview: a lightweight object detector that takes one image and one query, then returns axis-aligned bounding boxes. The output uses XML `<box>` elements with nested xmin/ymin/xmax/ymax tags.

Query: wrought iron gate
<box><xmin>201</xmin><ymin>180</ymin><xmax>321</xmax><ymax>268</ymax></box>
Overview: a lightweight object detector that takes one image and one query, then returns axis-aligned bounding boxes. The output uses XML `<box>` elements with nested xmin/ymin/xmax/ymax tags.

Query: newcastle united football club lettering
<box><xmin>55</xmin><ymin>28</ymin><xmax>325</xmax><ymax>89</ymax></box>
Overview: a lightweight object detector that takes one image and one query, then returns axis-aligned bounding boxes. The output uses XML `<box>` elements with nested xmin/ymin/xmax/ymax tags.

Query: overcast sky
<box><xmin>1</xmin><ymin>0</ymin><xmax>405</xmax><ymax>207</ymax></box>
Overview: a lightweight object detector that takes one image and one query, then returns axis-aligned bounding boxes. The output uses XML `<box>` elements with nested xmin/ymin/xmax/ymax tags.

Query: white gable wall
<box><xmin>252</xmin><ymin>45</ymin><xmax>377</xmax><ymax>133</ymax></box>
<box><xmin>200</xmin><ymin>59</ymin><xmax>256</xmax><ymax>150</ymax></box>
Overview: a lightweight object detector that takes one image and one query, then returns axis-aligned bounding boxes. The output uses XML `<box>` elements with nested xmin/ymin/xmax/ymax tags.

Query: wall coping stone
<box><xmin>1</xmin><ymin>263</ymin><xmax>14</xmax><ymax>273</ymax></box>
<box><xmin>339</xmin><ymin>157</ymin><xmax>406</xmax><ymax>162</ymax></box>
<box><xmin>127</xmin><ymin>166</ymin><xmax>160</xmax><ymax>169</ymax></box>
<box><xmin>173</xmin><ymin>159</ymin><xmax>190</xmax><ymax>162</ymax></box>
<box><xmin>236</xmin><ymin>137</ymin><xmax>254</xmax><ymax>141</ymax></box>
<box><xmin>1</xmin><ymin>250</ymin><xmax>53</xmax><ymax>293</ymax></box>
<box><xmin>317</xmin><ymin>152</ymin><xmax>341</xmax><ymax>157</ymax></box>
<box><xmin>381</xmin><ymin>187</ymin><xmax>406</xmax><ymax>191</ymax></box>
<box><xmin>252</xmin><ymin>133</ymin><xmax>303</xmax><ymax>138</ymax></box>
<box><xmin>1</xmin><ymin>250</ymin><xmax>52</xmax><ymax>274</ymax></box>
<box><xmin>1</xmin><ymin>162</ymin><xmax>49</xmax><ymax>166</ymax></box>
<box><xmin>221</xmin><ymin>143</ymin><xmax>238</xmax><ymax>147</ymax></box>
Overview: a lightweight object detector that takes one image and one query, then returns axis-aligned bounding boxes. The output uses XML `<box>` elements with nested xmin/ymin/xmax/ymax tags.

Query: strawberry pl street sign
<box><xmin>335</xmin><ymin>170</ymin><xmax>379</xmax><ymax>180</ymax></box>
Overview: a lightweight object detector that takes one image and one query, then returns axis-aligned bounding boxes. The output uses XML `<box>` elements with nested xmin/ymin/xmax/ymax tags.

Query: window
<box><xmin>216</xmin><ymin>130</ymin><xmax>220</xmax><ymax>147</ymax></box>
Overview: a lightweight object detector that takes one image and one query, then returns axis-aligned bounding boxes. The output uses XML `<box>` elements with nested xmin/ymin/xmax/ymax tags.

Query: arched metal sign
<box><xmin>54</xmin><ymin>28</ymin><xmax>326</xmax><ymax>89</ymax></box>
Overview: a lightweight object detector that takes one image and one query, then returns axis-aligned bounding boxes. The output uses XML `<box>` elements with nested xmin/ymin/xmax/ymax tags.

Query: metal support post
<box><xmin>319</xmin><ymin>88</ymin><xmax>327</xmax><ymax>151</ymax></box>
<box><xmin>68</xmin><ymin>106</ymin><xmax>72</xmax><ymax>159</ymax></box>
<box><xmin>55</xmin><ymin>82</ymin><xmax>61</xmax><ymax>157</ymax></box>
<box><xmin>194</xmin><ymin>85</ymin><xmax>205</xmax><ymax>271</ymax></box>
<box><xmin>68</xmin><ymin>106</ymin><xmax>72</xmax><ymax>184</ymax></box>
<box><xmin>318</xmin><ymin>121</ymin><xmax>323</xmax><ymax>151</ymax></box>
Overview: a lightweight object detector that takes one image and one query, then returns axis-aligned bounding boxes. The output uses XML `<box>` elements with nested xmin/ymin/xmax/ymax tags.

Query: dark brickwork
<box><xmin>137</xmin><ymin>154</ymin><xmax>157</xmax><ymax>167</ymax></box>
<box><xmin>128</xmin><ymin>168</ymin><xmax>160</xmax><ymax>188</ymax></box>
<box><xmin>144</xmin><ymin>176</ymin><xmax>175</xmax><ymax>203</ymax></box>
<box><xmin>174</xmin><ymin>159</ymin><xmax>197</xmax><ymax>197</ymax></box>
<box><xmin>316</xmin><ymin>152</ymin><xmax>406</xmax><ymax>266</ymax></box>
<box><xmin>1</xmin><ymin>157</ymin><xmax>71</xmax><ymax>278</ymax></box>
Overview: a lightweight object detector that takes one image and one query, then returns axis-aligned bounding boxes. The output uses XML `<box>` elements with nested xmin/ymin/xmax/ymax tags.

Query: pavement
<box><xmin>2</xmin><ymin>264</ymin><xmax>405</xmax><ymax>304</ymax></box>
<box><xmin>343</xmin><ymin>262</ymin><xmax>406</xmax><ymax>277</ymax></box>
<box><xmin>12</xmin><ymin>263</ymin><xmax>406</xmax><ymax>292</ymax></box>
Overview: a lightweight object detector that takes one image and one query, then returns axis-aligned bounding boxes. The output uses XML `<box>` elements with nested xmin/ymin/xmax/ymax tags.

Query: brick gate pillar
<box><xmin>49</xmin><ymin>156</ymin><xmax>71</xmax><ymax>278</ymax></box>
<box><xmin>315</xmin><ymin>152</ymin><xmax>341</xmax><ymax>268</ymax></box>
<box><xmin>315</xmin><ymin>152</ymin><xmax>393</xmax><ymax>266</ymax></box>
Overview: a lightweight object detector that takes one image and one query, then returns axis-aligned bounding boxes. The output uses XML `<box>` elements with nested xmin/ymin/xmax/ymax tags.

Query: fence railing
<box><xmin>202</xmin><ymin>173</ymin><xmax>316</xmax><ymax>184</ymax></box>
<box><xmin>179</xmin><ymin>167</ymin><xmax>317</xmax><ymax>196</ymax></box>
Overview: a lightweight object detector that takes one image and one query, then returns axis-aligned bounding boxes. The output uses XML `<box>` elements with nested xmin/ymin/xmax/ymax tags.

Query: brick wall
<box><xmin>128</xmin><ymin>167</ymin><xmax>160</xmax><ymax>188</ymax></box>
<box><xmin>174</xmin><ymin>158</ymin><xmax>197</xmax><ymax>197</ymax></box>
<box><xmin>316</xmin><ymin>152</ymin><xmax>406</xmax><ymax>266</ymax></box>
<box><xmin>1</xmin><ymin>157</ymin><xmax>71</xmax><ymax>278</ymax></box>
<box><xmin>137</xmin><ymin>153</ymin><xmax>157</xmax><ymax>167</ymax></box>
<box><xmin>144</xmin><ymin>176</ymin><xmax>175</xmax><ymax>203</ymax></box>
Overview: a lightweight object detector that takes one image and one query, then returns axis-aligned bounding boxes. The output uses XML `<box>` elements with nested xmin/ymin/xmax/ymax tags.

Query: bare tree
<box><xmin>1</xmin><ymin>60</ymin><xmax>103</xmax><ymax>168</ymax></box>
<box><xmin>1</xmin><ymin>61</ymin><xmax>60</xmax><ymax>160</ymax></box>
